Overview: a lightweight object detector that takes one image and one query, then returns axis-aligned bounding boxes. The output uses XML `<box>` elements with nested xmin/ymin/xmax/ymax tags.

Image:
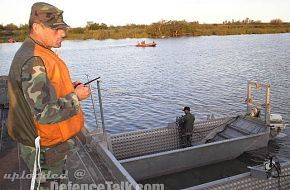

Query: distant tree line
<box><xmin>0</xmin><ymin>24</ymin><xmax>29</xmax><ymax>42</ymax></box>
<box><xmin>223</xmin><ymin>18</ymin><xmax>284</xmax><ymax>25</ymax></box>
<box><xmin>1</xmin><ymin>18</ymin><xmax>290</xmax><ymax>42</ymax></box>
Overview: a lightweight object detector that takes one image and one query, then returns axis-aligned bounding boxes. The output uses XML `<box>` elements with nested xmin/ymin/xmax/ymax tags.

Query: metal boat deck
<box><xmin>0</xmin><ymin>76</ymin><xmax>127</xmax><ymax>189</ymax></box>
<box><xmin>0</xmin><ymin>108</ymin><xmax>122</xmax><ymax>189</ymax></box>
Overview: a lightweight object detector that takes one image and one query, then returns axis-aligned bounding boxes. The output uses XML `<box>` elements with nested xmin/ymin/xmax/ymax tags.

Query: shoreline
<box><xmin>1</xmin><ymin>22</ymin><xmax>290</xmax><ymax>43</ymax></box>
<box><xmin>2</xmin><ymin>31</ymin><xmax>290</xmax><ymax>44</ymax></box>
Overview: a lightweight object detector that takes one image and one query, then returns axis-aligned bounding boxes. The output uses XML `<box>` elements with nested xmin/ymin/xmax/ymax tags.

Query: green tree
<box><xmin>19</xmin><ymin>24</ymin><xmax>29</xmax><ymax>30</ymax></box>
<box><xmin>146</xmin><ymin>20</ymin><xmax>167</xmax><ymax>37</ymax></box>
<box><xmin>86</xmin><ymin>22</ymin><xmax>108</xmax><ymax>30</ymax></box>
<box><xmin>70</xmin><ymin>27</ymin><xmax>85</xmax><ymax>34</ymax></box>
<box><xmin>4</xmin><ymin>23</ymin><xmax>18</xmax><ymax>30</ymax></box>
<box><xmin>270</xmin><ymin>19</ymin><xmax>283</xmax><ymax>24</ymax></box>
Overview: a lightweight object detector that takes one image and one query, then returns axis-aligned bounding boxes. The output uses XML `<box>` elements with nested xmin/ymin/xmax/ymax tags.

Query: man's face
<box><xmin>34</xmin><ymin>23</ymin><xmax>66</xmax><ymax>48</ymax></box>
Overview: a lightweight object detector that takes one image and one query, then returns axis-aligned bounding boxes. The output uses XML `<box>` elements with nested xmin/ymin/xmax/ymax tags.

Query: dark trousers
<box><xmin>19</xmin><ymin>139</ymin><xmax>76</xmax><ymax>189</ymax></box>
<box><xmin>180</xmin><ymin>129</ymin><xmax>192</xmax><ymax>148</ymax></box>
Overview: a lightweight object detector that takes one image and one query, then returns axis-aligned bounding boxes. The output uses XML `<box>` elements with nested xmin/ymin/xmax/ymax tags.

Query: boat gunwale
<box><xmin>109</xmin><ymin>116</ymin><xmax>234</xmax><ymax>137</ymax></box>
<box><xmin>119</xmin><ymin>128</ymin><xmax>270</xmax><ymax>163</ymax></box>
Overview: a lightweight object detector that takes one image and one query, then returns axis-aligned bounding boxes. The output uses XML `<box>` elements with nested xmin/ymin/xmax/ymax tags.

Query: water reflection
<box><xmin>1</xmin><ymin>35</ymin><xmax>289</xmax><ymax>133</ymax></box>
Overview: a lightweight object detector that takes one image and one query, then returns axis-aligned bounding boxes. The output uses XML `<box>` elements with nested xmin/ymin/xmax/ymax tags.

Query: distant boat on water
<box><xmin>136</xmin><ymin>41</ymin><xmax>157</xmax><ymax>47</ymax></box>
<box><xmin>7</xmin><ymin>38</ymin><xmax>16</xmax><ymax>43</ymax></box>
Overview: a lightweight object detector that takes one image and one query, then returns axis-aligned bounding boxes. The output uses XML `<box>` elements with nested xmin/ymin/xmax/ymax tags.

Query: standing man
<box><xmin>7</xmin><ymin>2</ymin><xmax>90</xmax><ymax>188</ymax></box>
<box><xmin>179</xmin><ymin>106</ymin><xmax>195</xmax><ymax>148</ymax></box>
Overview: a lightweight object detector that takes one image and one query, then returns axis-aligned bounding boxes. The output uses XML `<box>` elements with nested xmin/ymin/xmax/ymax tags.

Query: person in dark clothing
<box><xmin>179</xmin><ymin>106</ymin><xmax>195</xmax><ymax>148</ymax></box>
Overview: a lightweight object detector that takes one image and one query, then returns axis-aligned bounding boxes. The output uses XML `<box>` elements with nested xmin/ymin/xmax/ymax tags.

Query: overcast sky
<box><xmin>1</xmin><ymin>0</ymin><xmax>289</xmax><ymax>27</ymax></box>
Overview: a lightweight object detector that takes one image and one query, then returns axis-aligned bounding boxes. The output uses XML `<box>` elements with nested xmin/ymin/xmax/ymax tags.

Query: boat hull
<box><xmin>120</xmin><ymin>131</ymin><xmax>269</xmax><ymax>180</ymax></box>
<box><xmin>135</xmin><ymin>43</ymin><xmax>156</xmax><ymax>47</ymax></box>
<box><xmin>109</xmin><ymin>116</ymin><xmax>270</xmax><ymax>180</ymax></box>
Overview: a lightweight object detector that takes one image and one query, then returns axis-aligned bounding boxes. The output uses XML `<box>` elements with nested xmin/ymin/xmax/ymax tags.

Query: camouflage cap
<box><xmin>29</xmin><ymin>2</ymin><xmax>69</xmax><ymax>29</ymax></box>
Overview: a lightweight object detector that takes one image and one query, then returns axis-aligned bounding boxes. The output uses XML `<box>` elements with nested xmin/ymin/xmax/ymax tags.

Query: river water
<box><xmin>1</xmin><ymin>33</ymin><xmax>290</xmax><ymax>189</ymax></box>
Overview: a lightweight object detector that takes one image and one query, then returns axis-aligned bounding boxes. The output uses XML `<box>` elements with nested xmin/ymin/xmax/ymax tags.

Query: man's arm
<box><xmin>21</xmin><ymin>56</ymin><xmax>80</xmax><ymax>124</ymax></box>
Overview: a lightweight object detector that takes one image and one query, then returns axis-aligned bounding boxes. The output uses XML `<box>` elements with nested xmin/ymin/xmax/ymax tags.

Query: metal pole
<box><xmin>86</xmin><ymin>75</ymin><xmax>99</xmax><ymax>129</ymax></box>
<box><xmin>97</xmin><ymin>79</ymin><xmax>105</xmax><ymax>132</ymax></box>
<box><xmin>247</xmin><ymin>80</ymin><xmax>252</xmax><ymax>114</ymax></box>
<box><xmin>265</xmin><ymin>83</ymin><xmax>271</xmax><ymax>125</ymax></box>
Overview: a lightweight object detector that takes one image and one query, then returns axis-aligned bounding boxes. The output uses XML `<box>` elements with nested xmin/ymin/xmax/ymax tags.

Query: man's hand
<box><xmin>73</xmin><ymin>81</ymin><xmax>82</xmax><ymax>88</ymax></box>
<box><xmin>75</xmin><ymin>84</ymin><xmax>90</xmax><ymax>101</ymax></box>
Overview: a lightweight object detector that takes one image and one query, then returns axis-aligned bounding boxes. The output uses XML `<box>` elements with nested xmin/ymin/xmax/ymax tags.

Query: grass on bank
<box><xmin>1</xmin><ymin>19</ymin><xmax>290</xmax><ymax>43</ymax></box>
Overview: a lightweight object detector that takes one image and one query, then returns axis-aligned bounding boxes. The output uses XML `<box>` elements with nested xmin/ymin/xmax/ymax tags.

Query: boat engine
<box><xmin>269</xmin><ymin>114</ymin><xmax>287</xmax><ymax>138</ymax></box>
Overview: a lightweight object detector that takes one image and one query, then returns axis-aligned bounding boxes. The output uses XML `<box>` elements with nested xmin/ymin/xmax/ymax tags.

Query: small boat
<box><xmin>136</xmin><ymin>41</ymin><xmax>157</xmax><ymax>47</ymax></box>
<box><xmin>110</xmin><ymin>115</ymin><xmax>272</xmax><ymax>180</ymax></box>
<box><xmin>7</xmin><ymin>38</ymin><xmax>16</xmax><ymax>43</ymax></box>
<box><xmin>107</xmin><ymin>81</ymin><xmax>287</xmax><ymax>181</ymax></box>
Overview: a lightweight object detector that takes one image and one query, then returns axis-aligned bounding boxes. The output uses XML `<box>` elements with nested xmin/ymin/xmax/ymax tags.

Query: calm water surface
<box><xmin>1</xmin><ymin>34</ymin><xmax>289</xmax><ymax>132</ymax></box>
<box><xmin>1</xmin><ymin>34</ymin><xmax>289</xmax><ymax>189</ymax></box>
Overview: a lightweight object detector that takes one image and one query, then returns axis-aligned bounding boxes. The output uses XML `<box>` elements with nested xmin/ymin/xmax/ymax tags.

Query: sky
<box><xmin>1</xmin><ymin>0</ymin><xmax>290</xmax><ymax>27</ymax></box>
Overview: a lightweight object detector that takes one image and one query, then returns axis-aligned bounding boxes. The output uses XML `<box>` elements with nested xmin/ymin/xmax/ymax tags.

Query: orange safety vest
<box><xmin>33</xmin><ymin>44</ymin><xmax>84</xmax><ymax>147</ymax></box>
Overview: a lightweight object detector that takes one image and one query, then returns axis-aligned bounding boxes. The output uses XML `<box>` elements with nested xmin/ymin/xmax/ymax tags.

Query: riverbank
<box><xmin>1</xmin><ymin>21</ymin><xmax>290</xmax><ymax>43</ymax></box>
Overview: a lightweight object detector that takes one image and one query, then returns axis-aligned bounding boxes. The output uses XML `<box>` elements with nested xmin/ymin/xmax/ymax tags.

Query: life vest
<box><xmin>33</xmin><ymin>43</ymin><xmax>84</xmax><ymax>147</ymax></box>
<box><xmin>8</xmin><ymin>37</ymin><xmax>84</xmax><ymax>147</ymax></box>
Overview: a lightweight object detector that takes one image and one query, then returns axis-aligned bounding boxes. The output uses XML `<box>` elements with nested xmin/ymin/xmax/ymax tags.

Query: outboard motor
<box><xmin>269</xmin><ymin>114</ymin><xmax>286</xmax><ymax>138</ymax></box>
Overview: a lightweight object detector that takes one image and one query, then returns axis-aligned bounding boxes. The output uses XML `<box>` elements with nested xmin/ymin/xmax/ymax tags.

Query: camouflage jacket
<box><xmin>21</xmin><ymin>54</ymin><xmax>80</xmax><ymax>124</ymax></box>
<box><xmin>8</xmin><ymin>37</ymin><xmax>81</xmax><ymax>146</ymax></box>
<box><xmin>183</xmin><ymin>113</ymin><xmax>195</xmax><ymax>133</ymax></box>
